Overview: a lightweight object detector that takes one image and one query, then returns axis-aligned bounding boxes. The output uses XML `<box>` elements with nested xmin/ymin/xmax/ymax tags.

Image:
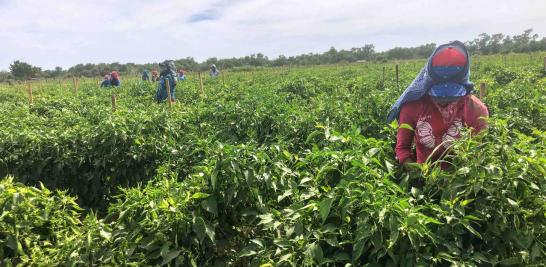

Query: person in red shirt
<box><xmin>389</xmin><ymin>41</ymin><xmax>488</xmax><ymax>169</ymax></box>
<box><xmin>110</xmin><ymin>71</ymin><xmax>121</xmax><ymax>87</ymax></box>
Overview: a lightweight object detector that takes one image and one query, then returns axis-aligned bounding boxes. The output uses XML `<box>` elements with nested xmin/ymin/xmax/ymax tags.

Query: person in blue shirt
<box><xmin>178</xmin><ymin>70</ymin><xmax>186</xmax><ymax>81</ymax></box>
<box><xmin>142</xmin><ymin>70</ymin><xmax>149</xmax><ymax>81</ymax></box>
<box><xmin>100</xmin><ymin>75</ymin><xmax>111</xmax><ymax>88</ymax></box>
<box><xmin>155</xmin><ymin>60</ymin><xmax>177</xmax><ymax>103</ymax></box>
<box><xmin>210</xmin><ymin>64</ymin><xmax>220</xmax><ymax>77</ymax></box>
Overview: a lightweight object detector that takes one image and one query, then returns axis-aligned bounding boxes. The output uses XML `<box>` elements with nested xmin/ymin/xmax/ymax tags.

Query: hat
<box><xmin>430</xmin><ymin>46</ymin><xmax>467</xmax><ymax>80</ymax></box>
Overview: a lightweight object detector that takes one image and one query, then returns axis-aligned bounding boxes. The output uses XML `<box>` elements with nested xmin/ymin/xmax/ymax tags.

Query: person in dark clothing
<box><xmin>155</xmin><ymin>60</ymin><xmax>177</xmax><ymax>103</ymax></box>
<box><xmin>142</xmin><ymin>70</ymin><xmax>149</xmax><ymax>81</ymax></box>
<box><xmin>100</xmin><ymin>75</ymin><xmax>111</xmax><ymax>88</ymax></box>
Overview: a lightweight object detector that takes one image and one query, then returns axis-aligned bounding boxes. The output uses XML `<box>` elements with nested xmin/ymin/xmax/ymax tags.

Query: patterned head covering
<box><xmin>159</xmin><ymin>60</ymin><xmax>177</xmax><ymax>76</ymax></box>
<box><xmin>386</xmin><ymin>41</ymin><xmax>473</xmax><ymax>122</ymax></box>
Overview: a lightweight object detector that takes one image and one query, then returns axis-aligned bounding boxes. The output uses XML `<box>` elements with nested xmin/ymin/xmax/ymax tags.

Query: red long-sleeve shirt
<box><xmin>396</xmin><ymin>95</ymin><xmax>488</xmax><ymax>165</ymax></box>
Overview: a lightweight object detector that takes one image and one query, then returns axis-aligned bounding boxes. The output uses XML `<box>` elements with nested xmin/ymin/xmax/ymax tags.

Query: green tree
<box><xmin>9</xmin><ymin>60</ymin><xmax>42</xmax><ymax>80</ymax></box>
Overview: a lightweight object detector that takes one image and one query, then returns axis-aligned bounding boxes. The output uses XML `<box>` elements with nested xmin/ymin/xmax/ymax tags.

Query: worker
<box><xmin>110</xmin><ymin>71</ymin><xmax>121</xmax><ymax>87</ymax></box>
<box><xmin>155</xmin><ymin>60</ymin><xmax>177</xmax><ymax>103</ymax></box>
<box><xmin>100</xmin><ymin>75</ymin><xmax>111</xmax><ymax>88</ymax></box>
<box><xmin>210</xmin><ymin>64</ymin><xmax>220</xmax><ymax>77</ymax></box>
<box><xmin>387</xmin><ymin>41</ymin><xmax>489</xmax><ymax>170</ymax></box>
<box><xmin>142</xmin><ymin>70</ymin><xmax>149</xmax><ymax>81</ymax></box>
<box><xmin>151</xmin><ymin>70</ymin><xmax>159</xmax><ymax>82</ymax></box>
<box><xmin>178</xmin><ymin>70</ymin><xmax>186</xmax><ymax>81</ymax></box>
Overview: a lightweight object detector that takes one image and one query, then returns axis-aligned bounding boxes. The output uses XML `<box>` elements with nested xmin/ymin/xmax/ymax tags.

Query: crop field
<box><xmin>0</xmin><ymin>53</ymin><xmax>545</xmax><ymax>266</ymax></box>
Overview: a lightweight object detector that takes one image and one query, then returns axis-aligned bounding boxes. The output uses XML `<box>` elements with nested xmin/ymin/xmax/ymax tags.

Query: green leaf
<box><xmin>498</xmin><ymin>256</ymin><xmax>523</xmax><ymax>265</ymax></box>
<box><xmin>204</xmin><ymin>220</ymin><xmax>216</xmax><ymax>243</ymax></box>
<box><xmin>191</xmin><ymin>192</ymin><xmax>211</xmax><ymax>200</ymax></box>
<box><xmin>422</xmin><ymin>215</ymin><xmax>443</xmax><ymax>225</ymax></box>
<box><xmin>367</xmin><ymin>147</ymin><xmax>380</xmax><ymax>157</ymax></box>
<box><xmin>319</xmin><ymin>198</ymin><xmax>334</xmax><ymax>224</ymax></box>
<box><xmin>506</xmin><ymin>198</ymin><xmax>519</xmax><ymax>208</ymax></box>
<box><xmin>201</xmin><ymin>197</ymin><xmax>218</xmax><ymax>216</ymax></box>
<box><xmin>193</xmin><ymin>216</ymin><xmax>207</xmax><ymax>243</ymax></box>
<box><xmin>238</xmin><ymin>247</ymin><xmax>258</xmax><ymax>257</ymax></box>
<box><xmin>399</xmin><ymin>123</ymin><xmax>414</xmax><ymax>131</ymax></box>
<box><xmin>306</xmin><ymin>242</ymin><xmax>323</xmax><ymax>262</ymax></box>
<box><xmin>299</xmin><ymin>177</ymin><xmax>313</xmax><ymax>185</ymax></box>
<box><xmin>7</xmin><ymin>235</ymin><xmax>25</xmax><ymax>256</ymax></box>
<box><xmin>100</xmin><ymin>229</ymin><xmax>112</xmax><ymax>241</ymax></box>
<box><xmin>161</xmin><ymin>250</ymin><xmax>181</xmax><ymax>265</ymax></box>
<box><xmin>210</xmin><ymin>169</ymin><xmax>218</xmax><ymax>191</ymax></box>
<box><xmin>334</xmin><ymin>252</ymin><xmax>350</xmax><ymax>261</ymax></box>
<box><xmin>279</xmin><ymin>253</ymin><xmax>292</xmax><ymax>263</ymax></box>
<box><xmin>306</xmin><ymin>130</ymin><xmax>323</xmax><ymax>144</ymax></box>
<box><xmin>463</xmin><ymin>223</ymin><xmax>483</xmax><ymax>239</ymax></box>
<box><xmin>258</xmin><ymin>213</ymin><xmax>275</xmax><ymax>225</ymax></box>
<box><xmin>352</xmin><ymin>239</ymin><xmax>366</xmax><ymax>262</ymax></box>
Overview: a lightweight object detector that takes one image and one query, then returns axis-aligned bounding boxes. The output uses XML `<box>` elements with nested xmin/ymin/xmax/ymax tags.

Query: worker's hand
<box><xmin>403</xmin><ymin>159</ymin><xmax>425</xmax><ymax>188</ymax></box>
<box><xmin>402</xmin><ymin>159</ymin><xmax>421</xmax><ymax>174</ymax></box>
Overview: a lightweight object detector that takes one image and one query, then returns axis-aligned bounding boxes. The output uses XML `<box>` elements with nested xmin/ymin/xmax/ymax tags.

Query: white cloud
<box><xmin>0</xmin><ymin>0</ymin><xmax>545</xmax><ymax>70</ymax></box>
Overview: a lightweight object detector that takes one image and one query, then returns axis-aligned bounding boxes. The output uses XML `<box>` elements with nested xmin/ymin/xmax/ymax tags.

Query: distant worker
<box><xmin>178</xmin><ymin>70</ymin><xmax>186</xmax><ymax>81</ymax></box>
<box><xmin>151</xmin><ymin>70</ymin><xmax>159</xmax><ymax>82</ymax></box>
<box><xmin>100</xmin><ymin>75</ymin><xmax>111</xmax><ymax>88</ymax></box>
<box><xmin>155</xmin><ymin>60</ymin><xmax>177</xmax><ymax>103</ymax></box>
<box><xmin>110</xmin><ymin>71</ymin><xmax>121</xmax><ymax>87</ymax></box>
<box><xmin>210</xmin><ymin>64</ymin><xmax>220</xmax><ymax>77</ymax></box>
<box><xmin>387</xmin><ymin>41</ymin><xmax>488</xmax><ymax>170</ymax></box>
<box><xmin>142</xmin><ymin>70</ymin><xmax>149</xmax><ymax>81</ymax></box>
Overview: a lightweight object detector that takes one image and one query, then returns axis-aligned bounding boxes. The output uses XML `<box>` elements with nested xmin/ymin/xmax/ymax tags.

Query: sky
<box><xmin>1</xmin><ymin>0</ymin><xmax>545</xmax><ymax>71</ymax></box>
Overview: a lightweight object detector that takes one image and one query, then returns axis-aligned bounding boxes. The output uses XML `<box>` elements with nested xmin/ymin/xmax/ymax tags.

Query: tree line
<box><xmin>2</xmin><ymin>29</ymin><xmax>545</xmax><ymax>82</ymax></box>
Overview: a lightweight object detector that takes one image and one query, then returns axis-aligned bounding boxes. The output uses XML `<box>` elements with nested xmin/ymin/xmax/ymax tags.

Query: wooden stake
<box><xmin>27</xmin><ymin>81</ymin><xmax>33</xmax><ymax>107</ymax></box>
<box><xmin>382</xmin><ymin>66</ymin><xmax>385</xmax><ymax>84</ymax></box>
<box><xmin>222</xmin><ymin>71</ymin><xmax>225</xmax><ymax>86</ymax></box>
<box><xmin>111</xmin><ymin>94</ymin><xmax>117</xmax><ymax>111</ymax></box>
<box><xmin>543</xmin><ymin>56</ymin><xmax>546</xmax><ymax>71</ymax></box>
<box><xmin>198</xmin><ymin>72</ymin><xmax>205</xmax><ymax>96</ymax></box>
<box><xmin>395</xmin><ymin>64</ymin><xmax>399</xmax><ymax>84</ymax></box>
<box><xmin>165</xmin><ymin>78</ymin><xmax>173</xmax><ymax>109</ymax></box>
<box><xmin>479</xmin><ymin>83</ymin><xmax>487</xmax><ymax>99</ymax></box>
<box><xmin>72</xmin><ymin>78</ymin><xmax>77</xmax><ymax>93</ymax></box>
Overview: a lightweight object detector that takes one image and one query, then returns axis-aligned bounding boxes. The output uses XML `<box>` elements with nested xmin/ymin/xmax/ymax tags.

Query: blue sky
<box><xmin>1</xmin><ymin>0</ymin><xmax>545</xmax><ymax>70</ymax></box>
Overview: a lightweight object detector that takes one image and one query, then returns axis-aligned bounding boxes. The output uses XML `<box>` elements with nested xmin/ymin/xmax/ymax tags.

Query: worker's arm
<box><xmin>396</xmin><ymin>103</ymin><xmax>417</xmax><ymax>165</ymax></box>
<box><xmin>466</xmin><ymin>95</ymin><xmax>489</xmax><ymax>134</ymax></box>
